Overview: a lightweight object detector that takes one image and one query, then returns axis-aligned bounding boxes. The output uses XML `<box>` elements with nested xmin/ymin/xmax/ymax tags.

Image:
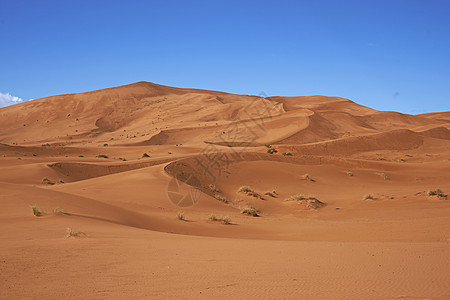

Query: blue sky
<box><xmin>1</xmin><ymin>0</ymin><xmax>449</xmax><ymax>113</ymax></box>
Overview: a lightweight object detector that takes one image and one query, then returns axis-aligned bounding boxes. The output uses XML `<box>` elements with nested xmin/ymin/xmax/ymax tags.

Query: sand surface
<box><xmin>1</xmin><ymin>82</ymin><xmax>449</xmax><ymax>299</ymax></box>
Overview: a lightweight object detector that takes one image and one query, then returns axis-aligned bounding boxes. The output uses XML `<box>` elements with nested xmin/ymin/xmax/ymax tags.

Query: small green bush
<box><xmin>142</xmin><ymin>153</ymin><xmax>150</xmax><ymax>158</ymax></box>
<box><xmin>53</xmin><ymin>207</ymin><xmax>65</xmax><ymax>214</ymax></box>
<box><xmin>31</xmin><ymin>206</ymin><xmax>41</xmax><ymax>216</ymax></box>
<box><xmin>267</xmin><ymin>147</ymin><xmax>278</xmax><ymax>154</ymax></box>
<box><xmin>97</xmin><ymin>154</ymin><xmax>109</xmax><ymax>158</ymax></box>
<box><xmin>282</xmin><ymin>152</ymin><xmax>293</xmax><ymax>156</ymax></box>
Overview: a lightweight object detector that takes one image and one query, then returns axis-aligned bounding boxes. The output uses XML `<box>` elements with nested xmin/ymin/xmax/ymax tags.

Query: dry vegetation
<box><xmin>428</xmin><ymin>189</ymin><xmax>447</xmax><ymax>199</ymax></box>
<box><xmin>285</xmin><ymin>194</ymin><xmax>325</xmax><ymax>209</ymax></box>
<box><xmin>65</xmin><ymin>228</ymin><xmax>87</xmax><ymax>239</ymax></box>
<box><xmin>237</xmin><ymin>186</ymin><xmax>265</xmax><ymax>200</ymax></box>
<box><xmin>208</xmin><ymin>213</ymin><xmax>231</xmax><ymax>224</ymax></box>
<box><xmin>176</xmin><ymin>211</ymin><xmax>185</xmax><ymax>221</ymax></box>
<box><xmin>240</xmin><ymin>206</ymin><xmax>259</xmax><ymax>217</ymax></box>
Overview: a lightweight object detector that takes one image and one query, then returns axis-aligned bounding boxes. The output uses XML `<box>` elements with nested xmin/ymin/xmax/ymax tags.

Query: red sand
<box><xmin>1</xmin><ymin>82</ymin><xmax>449</xmax><ymax>299</ymax></box>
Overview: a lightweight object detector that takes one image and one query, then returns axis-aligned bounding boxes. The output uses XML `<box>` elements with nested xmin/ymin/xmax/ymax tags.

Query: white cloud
<box><xmin>0</xmin><ymin>92</ymin><xmax>23</xmax><ymax>108</ymax></box>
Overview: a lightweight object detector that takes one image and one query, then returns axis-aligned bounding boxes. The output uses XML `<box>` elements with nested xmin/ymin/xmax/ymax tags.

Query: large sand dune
<box><xmin>1</xmin><ymin>82</ymin><xmax>449</xmax><ymax>299</ymax></box>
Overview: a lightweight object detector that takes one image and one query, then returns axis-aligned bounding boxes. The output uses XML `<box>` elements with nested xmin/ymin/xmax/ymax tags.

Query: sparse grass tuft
<box><xmin>65</xmin><ymin>228</ymin><xmax>87</xmax><ymax>239</ymax></box>
<box><xmin>346</xmin><ymin>171</ymin><xmax>354</xmax><ymax>176</ymax></box>
<box><xmin>208</xmin><ymin>213</ymin><xmax>231</xmax><ymax>224</ymax></box>
<box><xmin>381</xmin><ymin>173</ymin><xmax>390</xmax><ymax>180</ymax></box>
<box><xmin>97</xmin><ymin>154</ymin><xmax>109</xmax><ymax>158</ymax></box>
<box><xmin>427</xmin><ymin>189</ymin><xmax>447</xmax><ymax>199</ymax></box>
<box><xmin>208</xmin><ymin>213</ymin><xmax>217</xmax><ymax>221</ymax></box>
<box><xmin>42</xmin><ymin>177</ymin><xmax>55</xmax><ymax>185</ymax></box>
<box><xmin>303</xmin><ymin>174</ymin><xmax>315</xmax><ymax>182</ymax></box>
<box><xmin>208</xmin><ymin>184</ymin><xmax>220</xmax><ymax>193</ymax></box>
<box><xmin>285</xmin><ymin>194</ymin><xmax>306</xmax><ymax>201</ymax></box>
<box><xmin>240</xmin><ymin>206</ymin><xmax>259</xmax><ymax>217</ymax></box>
<box><xmin>53</xmin><ymin>207</ymin><xmax>65</xmax><ymax>214</ymax></box>
<box><xmin>31</xmin><ymin>206</ymin><xmax>41</xmax><ymax>216</ymax></box>
<box><xmin>214</xmin><ymin>194</ymin><xmax>228</xmax><ymax>204</ymax></box>
<box><xmin>264</xmin><ymin>191</ymin><xmax>277</xmax><ymax>198</ymax></box>
<box><xmin>222</xmin><ymin>216</ymin><xmax>232</xmax><ymax>224</ymax></box>
<box><xmin>238</xmin><ymin>186</ymin><xmax>253</xmax><ymax>193</ymax></box>
<box><xmin>237</xmin><ymin>186</ymin><xmax>264</xmax><ymax>200</ymax></box>
<box><xmin>177</xmin><ymin>211</ymin><xmax>185</xmax><ymax>221</ymax></box>
<box><xmin>363</xmin><ymin>194</ymin><xmax>375</xmax><ymax>200</ymax></box>
<box><xmin>285</xmin><ymin>194</ymin><xmax>324</xmax><ymax>209</ymax></box>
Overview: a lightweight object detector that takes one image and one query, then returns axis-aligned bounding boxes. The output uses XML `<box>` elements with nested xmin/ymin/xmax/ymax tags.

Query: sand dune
<box><xmin>1</xmin><ymin>82</ymin><xmax>449</xmax><ymax>299</ymax></box>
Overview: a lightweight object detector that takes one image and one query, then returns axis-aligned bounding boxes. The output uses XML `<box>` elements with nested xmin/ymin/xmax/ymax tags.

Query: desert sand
<box><xmin>1</xmin><ymin>81</ymin><xmax>449</xmax><ymax>299</ymax></box>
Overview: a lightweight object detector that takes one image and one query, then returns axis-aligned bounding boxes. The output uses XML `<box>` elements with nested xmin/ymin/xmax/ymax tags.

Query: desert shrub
<box><xmin>142</xmin><ymin>153</ymin><xmax>150</xmax><ymax>158</ymax></box>
<box><xmin>42</xmin><ymin>177</ymin><xmax>55</xmax><ymax>185</ymax></box>
<box><xmin>221</xmin><ymin>216</ymin><xmax>232</xmax><ymax>224</ymax></box>
<box><xmin>264</xmin><ymin>191</ymin><xmax>277</xmax><ymax>198</ymax></box>
<box><xmin>238</xmin><ymin>186</ymin><xmax>264</xmax><ymax>200</ymax></box>
<box><xmin>285</xmin><ymin>195</ymin><xmax>324</xmax><ymax>209</ymax></box>
<box><xmin>427</xmin><ymin>189</ymin><xmax>447</xmax><ymax>198</ymax></box>
<box><xmin>282</xmin><ymin>152</ymin><xmax>293</xmax><ymax>156</ymax></box>
<box><xmin>381</xmin><ymin>173</ymin><xmax>390</xmax><ymax>180</ymax></box>
<box><xmin>214</xmin><ymin>194</ymin><xmax>228</xmax><ymax>203</ymax></box>
<box><xmin>208</xmin><ymin>213</ymin><xmax>218</xmax><ymax>221</ymax></box>
<box><xmin>177</xmin><ymin>211</ymin><xmax>185</xmax><ymax>221</ymax></box>
<box><xmin>103</xmin><ymin>143</ymin><xmax>108</xmax><ymax>147</ymax></box>
<box><xmin>346</xmin><ymin>171</ymin><xmax>354</xmax><ymax>176</ymax></box>
<box><xmin>238</xmin><ymin>186</ymin><xmax>253</xmax><ymax>193</ymax></box>
<box><xmin>267</xmin><ymin>147</ymin><xmax>278</xmax><ymax>154</ymax></box>
<box><xmin>53</xmin><ymin>207</ymin><xmax>65</xmax><ymax>214</ymax></box>
<box><xmin>285</xmin><ymin>194</ymin><xmax>306</xmax><ymax>201</ymax></box>
<box><xmin>363</xmin><ymin>194</ymin><xmax>375</xmax><ymax>200</ymax></box>
<box><xmin>208</xmin><ymin>184</ymin><xmax>220</xmax><ymax>193</ymax></box>
<box><xmin>240</xmin><ymin>206</ymin><xmax>259</xmax><ymax>217</ymax></box>
<box><xmin>303</xmin><ymin>174</ymin><xmax>314</xmax><ymax>182</ymax></box>
<box><xmin>208</xmin><ymin>213</ymin><xmax>231</xmax><ymax>224</ymax></box>
<box><xmin>285</xmin><ymin>194</ymin><xmax>319</xmax><ymax>201</ymax></box>
<box><xmin>65</xmin><ymin>228</ymin><xmax>87</xmax><ymax>239</ymax></box>
<box><xmin>78</xmin><ymin>155</ymin><xmax>84</xmax><ymax>157</ymax></box>
<box><xmin>31</xmin><ymin>206</ymin><xmax>41</xmax><ymax>216</ymax></box>
<box><xmin>264</xmin><ymin>144</ymin><xmax>271</xmax><ymax>148</ymax></box>
<box><xmin>97</xmin><ymin>154</ymin><xmax>109</xmax><ymax>158</ymax></box>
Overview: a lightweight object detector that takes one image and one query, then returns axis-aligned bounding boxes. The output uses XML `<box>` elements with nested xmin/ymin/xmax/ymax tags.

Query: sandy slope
<box><xmin>1</xmin><ymin>82</ymin><xmax>449</xmax><ymax>299</ymax></box>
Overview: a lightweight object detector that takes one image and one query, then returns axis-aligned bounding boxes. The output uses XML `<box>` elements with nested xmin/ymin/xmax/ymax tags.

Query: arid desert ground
<box><xmin>1</xmin><ymin>81</ymin><xmax>449</xmax><ymax>299</ymax></box>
